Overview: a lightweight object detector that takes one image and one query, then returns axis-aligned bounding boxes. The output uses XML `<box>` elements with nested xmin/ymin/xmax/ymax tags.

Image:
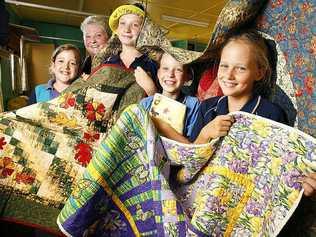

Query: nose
<box><xmin>123</xmin><ymin>24</ymin><xmax>131</xmax><ymax>33</ymax></box>
<box><xmin>224</xmin><ymin>67</ymin><xmax>234</xmax><ymax>80</ymax></box>
<box><xmin>168</xmin><ymin>69</ymin><xmax>175</xmax><ymax>78</ymax></box>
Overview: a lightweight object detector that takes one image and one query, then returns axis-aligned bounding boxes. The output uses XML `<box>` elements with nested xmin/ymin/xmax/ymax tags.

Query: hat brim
<box><xmin>109</xmin><ymin>5</ymin><xmax>145</xmax><ymax>33</ymax></box>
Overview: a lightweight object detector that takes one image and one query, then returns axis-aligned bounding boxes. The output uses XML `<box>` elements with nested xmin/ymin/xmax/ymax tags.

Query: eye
<box><xmin>219</xmin><ymin>63</ymin><xmax>228</xmax><ymax>69</ymax></box>
<box><xmin>161</xmin><ymin>66</ymin><xmax>169</xmax><ymax>71</ymax></box>
<box><xmin>176</xmin><ymin>68</ymin><xmax>183</xmax><ymax>73</ymax></box>
<box><xmin>236</xmin><ymin>66</ymin><xmax>246</xmax><ymax>72</ymax></box>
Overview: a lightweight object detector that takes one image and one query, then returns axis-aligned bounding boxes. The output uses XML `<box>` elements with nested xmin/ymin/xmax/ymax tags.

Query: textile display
<box><xmin>58</xmin><ymin>105</ymin><xmax>316</xmax><ymax>236</ymax></box>
<box><xmin>0</xmin><ymin>64</ymin><xmax>144</xmax><ymax>232</ymax></box>
<box><xmin>255</xmin><ymin>0</ymin><xmax>315</xmax><ymax>136</ymax></box>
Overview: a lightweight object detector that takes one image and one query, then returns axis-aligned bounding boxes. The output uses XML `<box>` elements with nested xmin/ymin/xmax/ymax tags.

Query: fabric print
<box><xmin>58</xmin><ymin>105</ymin><xmax>316</xmax><ymax>236</ymax></box>
<box><xmin>74</xmin><ymin>143</ymin><xmax>93</xmax><ymax>166</ymax></box>
<box><xmin>0</xmin><ymin>136</ymin><xmax>7</xmax><ymax>150</ymax></box>
<box><xmin>0</xmin><ymin>156</ymin><xmax>15</xmax><ymax>178</ymax></box>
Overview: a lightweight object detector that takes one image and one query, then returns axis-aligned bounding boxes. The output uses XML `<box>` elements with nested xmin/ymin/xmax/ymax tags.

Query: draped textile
<box><xmin>58</xmin><ymin>105</ymin><xmax>316</xmax><ymax>236</ymax></box>
<box><xmin>0</xmin><ymin>65</ymin><xmax>145</xmax><ymax>232</ymax></box>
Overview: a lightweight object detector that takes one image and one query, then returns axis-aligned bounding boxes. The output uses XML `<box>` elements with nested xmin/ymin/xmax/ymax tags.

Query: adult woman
<box><xmin>81</xmin><ymin>15</ymin><xmax>110</xmax><ymax>75</ymax></box>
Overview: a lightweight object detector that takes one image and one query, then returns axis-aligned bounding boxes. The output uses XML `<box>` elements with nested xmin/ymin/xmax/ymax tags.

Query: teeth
<box><xmin>223</xmin><ymin>81</ymin><xmax>237</xmax><ymax>87</ymax></box>
<box><xmin>164</xmin><ymin>80</ymin><xmax>175</xmax><ymax>85</ymax></box>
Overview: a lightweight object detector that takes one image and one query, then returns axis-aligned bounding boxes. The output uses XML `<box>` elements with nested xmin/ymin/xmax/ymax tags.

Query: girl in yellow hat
<box><xmin>106</xmin><ymin>3</ymin><xmax>160</xmax><ymax>96</ymax></box>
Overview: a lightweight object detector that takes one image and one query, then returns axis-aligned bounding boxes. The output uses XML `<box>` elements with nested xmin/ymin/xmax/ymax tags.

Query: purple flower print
<box><xmin>235</xmin><ymin>114</ymin><xmax>252</xmax><ymax>127</ymax></box>
<box><xmin>229</xmin><ymin>159</ymin><xmax>249</xmax><ymax>174</ymax></box>
<box><xmin>246</xmin><ymin>200</ymin><xmax>264</xmax><ymax>216</ymax></box>
<box><xmin>255</xmin><ymin>172</ymin><xmax>270</xmax><ymax>189</ymax></box>
<box><xmin>206</xmin><ymin>196</ymin><xmax>226</xmax><ymax>214</ymax></box>
<box><xmin>283</xmin><ymin>169</ymin><xmax>303</xmax><ymax>190</ymax></box>
<box><xmin>282</xmin><ymin>151</ymin><xmax>298</xmax><ymax>164</ymax></box>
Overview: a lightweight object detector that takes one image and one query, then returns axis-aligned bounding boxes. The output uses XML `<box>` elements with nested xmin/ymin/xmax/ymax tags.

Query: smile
<box><xmin>222</xmin><ymin>81</ymin><xmax>238</xmax><ymax>88</ymax></box>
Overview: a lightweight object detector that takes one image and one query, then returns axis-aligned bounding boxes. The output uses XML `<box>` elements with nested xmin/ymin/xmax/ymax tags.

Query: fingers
<box><xmin>302</xmin><ymin>174</ymin><xmax>316</xmax><ymax>197</ymax></box>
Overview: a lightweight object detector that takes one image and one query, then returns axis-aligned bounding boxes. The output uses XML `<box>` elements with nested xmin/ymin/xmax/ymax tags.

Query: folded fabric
<box><xmin>150</xmin><ymin>93</ymin><xmax>187</xmax><ymax>134</ymax></box>
<box><xmin>58</xmin><ymin>105</ymin><xmax>316</xmax><ymax>236</ymax></box>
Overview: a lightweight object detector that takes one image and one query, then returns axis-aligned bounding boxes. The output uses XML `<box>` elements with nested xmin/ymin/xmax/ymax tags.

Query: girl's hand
<box><xmin>82</xmin><ymin>73</ymin><xmax>90</xmax><ymax>81</ymax></box>
<box><xmin>302</xmin><ymin>173</ymin><xmax>316</xmax><ymax>197</ymax></box>
<box><xmin>196</xmin><ymin>115</ymin><xmax>234</xmax><ymax>144</ymax></box>
<box><xmin>134</xmin><ymin>67</ymin><xmax>157</xmax><ymax>96</ymax></box>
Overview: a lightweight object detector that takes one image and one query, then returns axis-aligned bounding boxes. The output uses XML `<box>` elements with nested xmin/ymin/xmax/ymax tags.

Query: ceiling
<box><xmin>5</xmin><ymin>0</ymin><xmax>228</xmax><ymax>44</ymax></box>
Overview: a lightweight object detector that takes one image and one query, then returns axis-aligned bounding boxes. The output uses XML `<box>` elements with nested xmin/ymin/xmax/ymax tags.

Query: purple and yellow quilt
<box><xmin>58</xmin><ymin>105</ymin><xmax>316</xmax><ymax>236</ymax></box>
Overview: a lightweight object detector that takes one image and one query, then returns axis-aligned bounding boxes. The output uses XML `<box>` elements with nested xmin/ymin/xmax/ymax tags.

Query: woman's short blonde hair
<box><xmin>80</xmin><ymin>15</ymin><xmax>111</xmax><ymax>37</ymax></box>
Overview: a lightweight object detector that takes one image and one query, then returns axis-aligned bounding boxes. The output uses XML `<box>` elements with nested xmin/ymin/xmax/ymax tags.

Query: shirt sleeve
<box><xmin>184</xmin><ymin>97</ymin><xmax>201</xmax><ymax>138</ymax></box>
<box><xmin>188</xmin><ymin>105</ymin><xmax>205</xmax><ymax>142</ymax></box>
<box><xmin>139</xmin><ymin>96</ymin><xmax>153</xmax><ymax>111</ymax></box>
<box><xmin>27</xmin><ymin>89</ymin><xmax>37</xmax><ymax>105</ymax></box>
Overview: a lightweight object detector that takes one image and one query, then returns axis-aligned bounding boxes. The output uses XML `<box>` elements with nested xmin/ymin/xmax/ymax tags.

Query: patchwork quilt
<box><xmin>58</xmin><ymin>105</ymin><xmax>316</xmax><ymax>236</ymax></box>
<box><xmin>0</xmin><ymin>64</ymin><xmax>145</xmax><ymax>232</ymax></box>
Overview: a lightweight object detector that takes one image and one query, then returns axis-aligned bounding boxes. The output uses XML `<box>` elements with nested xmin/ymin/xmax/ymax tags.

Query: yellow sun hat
<box><xmin>109</xmin><ymin>4</ymin><xmax>145</xmax><ymax>33</ymax></box>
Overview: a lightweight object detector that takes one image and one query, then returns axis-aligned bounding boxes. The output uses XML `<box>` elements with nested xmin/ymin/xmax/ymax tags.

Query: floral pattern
<box><xmin>58</xmin><ymin>105</ymin><xmax>316</xmax><ymax>236</ymax></box>
<box><xmin>256</xmin><ymin>0</ymin><xmax>316</xmax><ymax>136</ymax></box>
<box><xmin>0</xmin><ymin>64</ymin><xmax>144</xmax><ymax>232</ymax></box>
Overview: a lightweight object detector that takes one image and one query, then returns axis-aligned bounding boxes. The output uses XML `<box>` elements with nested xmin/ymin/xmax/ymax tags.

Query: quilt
<box><xmin>58</xmin><ymin>104</ymin><xmax>316</xmax><ymax>236</ymax></box>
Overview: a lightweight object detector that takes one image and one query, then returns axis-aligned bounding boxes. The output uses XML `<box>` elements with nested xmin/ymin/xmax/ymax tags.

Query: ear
<box><xmin>255</xmin><ymin>67</ymin><xmax>265</xmax><ymax>81</ymax></box>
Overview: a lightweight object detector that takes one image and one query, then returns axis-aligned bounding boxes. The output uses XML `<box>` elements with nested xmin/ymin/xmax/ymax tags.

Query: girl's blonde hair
<box><xmin>221</xmin><ymin>30</ymin><xmax>273</xmax><ymax>98</ymax></box>
<box><xmin>49</xmin><ymin>44</ymin><xmax>81</xmax><ymax>80</ymax></box>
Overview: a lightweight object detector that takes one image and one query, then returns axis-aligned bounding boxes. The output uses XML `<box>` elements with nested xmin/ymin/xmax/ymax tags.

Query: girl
<box><xmin>154</xmin><ymin>30</ymin><xmax>316</xmax><ymax>197</ymax></box>
<box><xmin>28</xmin><ymin>44</ymin><xmax>81</xmax><ymax>104</ymax></box>
<box><xmin>105</xmin><ymin>3</ymin><xmax>160</xmax><ymax>96</ymax></box>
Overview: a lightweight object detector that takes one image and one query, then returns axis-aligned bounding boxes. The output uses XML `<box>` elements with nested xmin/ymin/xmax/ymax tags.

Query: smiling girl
<box><xmin>28</xmin><ymin>44</ymin><xmax>81</xmax><ymax>104</ymax></box>
<box><xmin>105</xmin><ymin>4</ymin><xmax>160</xmax><ymax>96</ymax></box>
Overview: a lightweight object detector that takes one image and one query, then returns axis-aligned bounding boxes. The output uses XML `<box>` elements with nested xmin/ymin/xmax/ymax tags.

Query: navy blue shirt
<box><xmin>104</xmin><ymin>53</ymin><xmax>161</xmax><ymax>92</ymax></box>
<box><xmin>189</xmin><ymin>95</ymin><xmax>289</xmax><ymax>141</ymax></box>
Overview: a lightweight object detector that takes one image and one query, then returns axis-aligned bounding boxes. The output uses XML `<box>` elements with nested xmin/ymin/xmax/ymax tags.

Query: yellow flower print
<box><xmin>271</xmin><ymin>158</ymin><xmax>282</xmax><ymax>175</ymax></box>
<box><xmin>251</xmin><ymin>119</ymin><xmax>271</xmax><ymax>138</ymax></box>
<box><xmin>51</xmin><ymin>112</ymin><xmax>78</xmax><ymax>128</ymax></box>
<box><xmin>287</xmin><ymin>190</ymin><xmax>300</xmax><ymax>206</ymax></box>
<box><xmin>250</xmin><ymin>217</ymin><xmax>262</xmax><ymax>233</ymax></box>
<box><xmin>169</xmin><ymin>148</ymin><xmax>180</xmax><ymax>163</ymax></box>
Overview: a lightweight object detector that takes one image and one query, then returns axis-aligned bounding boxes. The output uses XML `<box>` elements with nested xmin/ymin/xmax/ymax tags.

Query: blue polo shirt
<box><xmin>104</xmin><ymin>53</ymin><xmax>161</xmax><ymax>92</ymax></box>
<box><xmin>189</xmin><ymin>95</ymin><xmax>289</xmax><ymax>141</ymax></box>
<box><xmin>28</xmin><ymin>79</ymin><xmax>59</xmax><ymax>105</ymax></box>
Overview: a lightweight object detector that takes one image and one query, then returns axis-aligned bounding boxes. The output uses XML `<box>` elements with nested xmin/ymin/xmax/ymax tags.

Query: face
<box><xmin>51</xmin><ymin>50</ymin><xmax>79</xmax><ymax>84</ymax></box>
<box><xmin>158</xmin><ymin>53</ymin><xmax>186</xmax><ymax>98</ymax></box>
<box><xmin>117</xmin><ymin>14</ymin><xmax>142</xmax><ymax>47</ymax></box>
<box><xmin>84</xmin><ymin>23</ymin><xmax>108</xmax><ymax>57</ymax></box>
<box><xmin>217</xmin><ymin>39</ymin><xmax>263</xmax><ymax>101</ymax></box>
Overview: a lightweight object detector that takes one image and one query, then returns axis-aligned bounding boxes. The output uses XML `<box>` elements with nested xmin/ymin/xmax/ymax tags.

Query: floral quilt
<box><xmin>0</xmin><ymin>64</ymin><xmax>145</xmax><ymax>232</ymax></box>
<box><xmin>58</xmin><ymin>105</ymin><xmax>316</xmax><ymax>236</ymax></box>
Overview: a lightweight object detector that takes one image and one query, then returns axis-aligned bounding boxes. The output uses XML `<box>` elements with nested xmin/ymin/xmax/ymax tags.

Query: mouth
<box><xmin>163</xmin><ymin>79</ymin><xmax>176</xmax><ymax>86</ymax></box>
<box><xmin>222</xmin><ymin>80</ymin><xmax>237</xmax><ymax>88</ymax></box>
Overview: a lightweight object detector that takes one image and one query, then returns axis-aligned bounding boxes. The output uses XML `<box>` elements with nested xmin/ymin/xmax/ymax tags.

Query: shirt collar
<box><xmin>215</xmin><ymin>95</ymin><xmax>261</xmax><ymax>114</ymax></box>
<box><xmin>46</xmin><ymin>79</ymin><xmax>56</xmax><ymax>90</ymax></box>
<box><xmin>106</xmin><ymin>53</ymin><xmax>148</xmax><ymax>69</ymax></box>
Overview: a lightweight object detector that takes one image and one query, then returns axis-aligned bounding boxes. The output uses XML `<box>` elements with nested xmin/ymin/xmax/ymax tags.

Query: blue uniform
<box><xmin>140</xmin><ymin>94</ymin><xmax>200</xmax><ymax>138</ymax></box>
<box><xmin>28</xmin><ymin>79</ymin><xmax>60</xmax><ymax>105</ymax></box>
<box><xmin>104</xmin><ymin>54</ymin><xmax>161</xmax><ymax>92</ymax></box>
<box><xmin>189</xmin><ymin>95</ymin><xmax>289</xmax><ymax>141</ymax></box>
